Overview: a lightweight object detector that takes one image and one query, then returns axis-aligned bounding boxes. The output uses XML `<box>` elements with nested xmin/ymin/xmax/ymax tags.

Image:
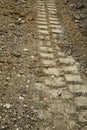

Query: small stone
<box><xmin>18</xmin><ymin>18</ymin><xmax>22</xmax><ymax>21</ymax></box>
<box><xmin>19</xmin><ymin>96</ymin><xmax>24</xmax><ymax>100</ymax></box>
<box><xmin>23</xmin><ymin>104</ymin><xmax>27</xmax><ymax>107</ymax></box>
<box><xmin>16</xmin><ymin>128</ymin><xmax>19</xmax><ymax>130</ymax></box>
<box><xmin>58</xmin><ymin>92</ymin><xmax>62</xmax><ymax>96</ymax></box>
<box><xmin>17</xmin><ymin>18</ymin><xmax>25</xmax><ymax>24</ymax></box>
<box><xmin>9</xmin><ymin>23</ymin><xmax>15</xmax><ymax>27</ymax></box>
<box><xmin>75</xmin><ymin>20</ymin><xmax>79</xmax><ymax>22</ymax></box>
<box><xmin>25</xmin><ymin>85</ymin><xmax>29</xmax><ymax>88</ymax></box>
<box><xmin>18</xmin><ymin>117</ymin><xmax>21</xmax><ymax>119</ymax></box>
<box><xmin>31</xmin><ymin>106</ymin><xmax>34</xmax><ymax>109</ymax></box>
<box><xmin>31</xmin><ymin>55</ymin><xmax>34</xmax><ymax>59</ymax></box>
<box><xmin>20</xmin><ymin>20</ymin><xmax>25</xmax><ymax>24</ymax></box>
<box><xmin>21</xmin><ymin>0</ymin><xmax>25</xmax><ymax>3</ymax></box>
<box><xmin>24</xmin><ymin>48</ymin><xmax>28</xmax><ymax>51</ymax></box>
<box><xmin>51</xmin><ymin>75</ymin><xmax>55</xmax><ymax>78</ymax></box>
<box><xmin>6</xmin><ymin>77</ymin><xmax>10</xmax><ymax>80</ymax></box>
<box><xmin>4</xmin><ymin>103</ymin><xmax>11</xmax><ymax>109</ymax></box>
<box><xmin>27</xmin><ymin>80</ymin><xmax>30</xmax><ymax>83</ymax></box>
<box><xmin>1</xmin><ymin>126</ymin><xmax>5</xmax><ymax>129</ymax></box>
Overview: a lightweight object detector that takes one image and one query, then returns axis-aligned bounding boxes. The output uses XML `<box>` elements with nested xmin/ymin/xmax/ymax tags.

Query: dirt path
<box><xmin>0</xmin><ymin>0</ymin><xmax>87</xmax><ymax>130</ymax></box>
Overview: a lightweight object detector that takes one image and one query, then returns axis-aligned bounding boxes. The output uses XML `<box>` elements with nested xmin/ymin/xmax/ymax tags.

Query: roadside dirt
<box><xmin>55</xmin><ymin>0</ymin><xmax>87</xmax><ymax>77</ymax></box>
<box><xmin>0</xmin><ymin>0</ymin><xmax>39</xmax><ymax>129</ymax></box>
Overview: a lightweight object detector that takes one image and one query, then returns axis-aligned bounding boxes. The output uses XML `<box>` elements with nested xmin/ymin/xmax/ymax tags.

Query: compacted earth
<box><xmin>0</xmin><ymin>0</ymin><xmax>87</xmax><ymax>130</ymax></box>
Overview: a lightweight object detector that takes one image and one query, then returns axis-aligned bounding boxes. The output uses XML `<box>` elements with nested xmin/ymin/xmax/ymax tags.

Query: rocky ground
<box><xmin>55</xmin><ymin>0</ymin><xmax>87</xmax><ymax>76</ymax></box>
<box><xmin>0</xmin><ymin>0</ymin><xmax>87</xmax><ymax>130</ymax></box>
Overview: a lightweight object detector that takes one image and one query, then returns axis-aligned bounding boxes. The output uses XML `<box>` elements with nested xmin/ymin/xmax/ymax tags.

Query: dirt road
<box><xmin>0</xmin><ymin>0</ymin><xmax>87</xmax><ymax>130</ymax></box>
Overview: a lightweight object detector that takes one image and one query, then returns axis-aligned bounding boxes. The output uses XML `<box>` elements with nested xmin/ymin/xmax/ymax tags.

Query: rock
<box><xmin>51</xmin><ymin>75</ymin><xmax>56</xmax><ymax>78</ymax></box>
<box><xmin>6</xmin><ymin>77</ymin><xmax>10</xmax><ymax>80</ymax></box>
<box><xmin>23</xmin><ymin>104</ymin><xmax>27</xmax><ymax>107</ymax></box>
<box><xmin>25</xmin><ymin>85</ymin><xmax>29</xmax><ymax>88</ymax></box>
<box><xmin>24</xmin><ymin>48</ymin><xmax>28</xmax><ymax>51</ymax></box>
<box><xmin>31</xmin><ymin>55</ymin><xmax>34</xmax><ymax>59</ymax></box>
<box><xmin>20</xmin><ymin>20</ymin><xmax>25</xmax><ymax>24</ymax></box>
<box><xmin>21</xmin><ymin>0</ymin><xmax>25</xmax><ymax>3</ymax></box>
<box><xmin>9</xmin><ymin>23</ymin><xmax>15</xmax><ymax>27</ymax></box>
<box><xmin>74</xmin><ymin>14</ymin><xmax>81</xmax><ymax>20</ymax></box>
<box><xmin>16</xmin><ymin>128</ymin><xmax>19</xmax><ymax>130</ymax></box>
<box><xmin>16</xmin><ymin>18</ymin><xmax>25</xmax><ymax>25</ymax></box>
<box><xmin>19</xmin><ymin>96</ymin><xmax>24</xmax><ymax>100</ymax></box>
<box><xmin>0</xmin><ymin>125</ymin><xmax>8</xmax><ymax>129</ymax></box>
<box><xmin>58</xmin><ymin>92</ymin><xmax>62</xmax><ymax>96</ymax></box>
<box><xmin>1</xmin><ymin>126</ymin><xmax>5</xmax><ymax>129</ymax></box>
<box><xmin>3</xmin><ymin>103</ymin><xmax>11</xmax><ymax>109</ymax></box>
<box><xmin>27</xmin><ymin>80</ymin><xmax>30</xmax><ymax>83</ymax></box>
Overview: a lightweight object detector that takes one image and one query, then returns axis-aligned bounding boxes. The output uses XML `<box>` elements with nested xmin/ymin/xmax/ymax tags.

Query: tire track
<box><xmin>35</xmin><ymin>0</ymin><xmax>87</xmax><ymax>129</ymax></box>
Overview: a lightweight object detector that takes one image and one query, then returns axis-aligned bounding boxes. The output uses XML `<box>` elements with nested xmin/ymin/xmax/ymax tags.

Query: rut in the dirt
<box><xmin>35</xmin><ymin>0</ymin><xmax>87</xmax><ymax>130</ymax></box>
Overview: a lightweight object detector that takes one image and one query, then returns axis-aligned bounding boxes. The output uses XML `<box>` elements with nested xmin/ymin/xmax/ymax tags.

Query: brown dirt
<box><xmin>0</xmin><ymin>0</ymin><xmax>39</xmax><ymax>129</ymax></box>
<box><xmin>55</xmin><ymin>0</ymin><xmax>87</xmax><ymax>77</ymax></box>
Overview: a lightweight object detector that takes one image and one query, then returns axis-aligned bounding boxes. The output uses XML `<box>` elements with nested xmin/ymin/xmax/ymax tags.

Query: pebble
<box><xmin>17</xmin><ymin>18</ymin><xmax>25</xmax><ymax>24</ymax></box>
<box><xmin>26</xmin><ymin>115</ymin><xmax>29</xmax><ymax>118</ymax></box>
<box><xmin>45</xmin><ymin>64</ymin><xmax>49</xmax><ymax>67</ymax></box>
<box><xmin>31</xmin><ymin>55</ymin><xmax>34</xmax><ymax>59</ymax></box>
<box><xmin>19</xmin><ymin>96</ymin><xmax>24</xmax><ymax>100</ymax></box>
<box><xmin>6</xmin><ymin>77</ymin><xmax>10</xmax><ymax>80</ymax></box>
<box><xmin>3</xmin><ymin>103</ymin><xmax>11</xmax><ymax>109</ymax></box>
<box><xmin>27</xmin><ymin>80</ymin><xmax>30</xmax><ymax>83</ymax></box>
<box><xmin>21</xmin><ymin>0</ymin><xmax>25</xmax><ymax>3</ymax></box>
<box><xmin>51</xmin><ymin>75</ymin><xmax>56</xmax><ymax>78</ymax></box>
<box><xmin>21</xmin><ymin>20</ymin><xmax>25</xmax><ymax>24</ymax></box>
<box><xmin>23</xmin><ymin>104</ymin><xmax>27</xmax><ymax>107</ymax></box>
<box><xmin>17</xmin><ymin>74</ymin><xmax>21</xmax><ymax>77</ymax></box>
<box><xmin>24</xmin><ymin>48</ymin><xmax>28</xmax><ymax>51</ymax></box>
<box><xmin>9</xmin><ymin>23</ymin><xmax>15</xmax><ymax>27</ymax></box>
<box><xmin>58</xmin><ymin>92</ymin><xmax>62</xmax><ymax>96</ymax></box>
<box><xmin>31</xmin><ymin>106</ymin><xmax>34</xmax><ymax>109</ymax></box>
<box><xmin>18</xmin><ymin>117</ymin><xmax>21</xmax><ymax>119</ymax></box>
<box><xmin>16</xmin><ymin>128</ymin><xmax>19</xmax><ymax>130</ymax></box>
<box><xmin>25</xmin><ymin>85</ymin><xmax>29</xmax><ymax>88</ymax></box>
<box><xmin>1</xmin><ymin>126</ymin><xmax>5</xmax><ymax>129</ymax></box>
